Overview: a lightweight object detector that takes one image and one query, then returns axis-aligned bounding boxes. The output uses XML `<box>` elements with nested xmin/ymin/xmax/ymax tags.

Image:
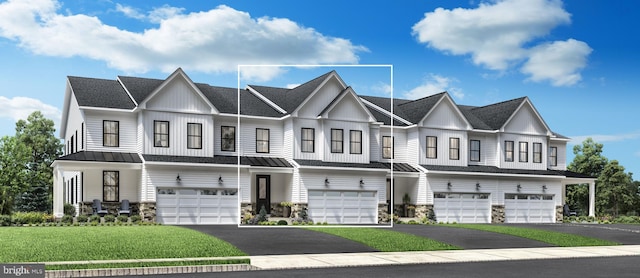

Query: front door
<box><xmin>256</xmin><ymin>175</ymin><xmax>271</xmax><ymax>214</ymax></box>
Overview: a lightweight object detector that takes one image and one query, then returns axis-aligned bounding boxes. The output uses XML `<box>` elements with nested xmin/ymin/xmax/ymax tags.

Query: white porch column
<box><xmin>53</xmin><ymin>167</ymin><xmax>64</xmax><ymax>218</ymax></box>
<box><xmin>589</xmin><ymin>181</ymin><xmax>596</xmax><ymax>217</ymax></box>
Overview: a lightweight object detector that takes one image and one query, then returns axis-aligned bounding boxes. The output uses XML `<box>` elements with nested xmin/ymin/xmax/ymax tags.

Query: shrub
<box><xmin>61</xmin><ymin>215</ymin><xmax>74</xmax><ymax>224</ymax></box>
<box><xmin>277</xmin><ymin>220</ymin><xmax>288</xmax><ymax>225</ymax></box>
<box><xmin>130</xmin><ymin>215</ymin><xmax>142</xmax><ymax>224</ymax></box>
<box><xmin>116</xmin><ymin>215</ymin><xmax>129</xmax><ymax>223</ymax></box>
<box><xmin>89</xmin><ymin>215</ymin><xmax>100</xmax><ymax>223</ymax></box>
<box><xmin>76</xmin><ymin>215</ymin><xmax>89</xmax><ymax>223</ymax></box>
<box><xmin>257</xmin><ymin>205</ymin><xmax>268</xmax><ymax>222</ymax></box>
<box><xmin>0</xmin><ymin>215</ymin><xmax>12</xmax><ymax>226</ymax></box>
<box><xmin>63</xmin><ymin>203</ymin><xmax>76</xmax><ymax>216</ymax></box>
<box><xmin>104</xmin><ymin>215</ymin><xmax>116</xmax><ymax>223</ymax></box>
<box><xmin>12</xmin><ymin>212</ymin><xmax>49</xmax><ymax>225</ymax></box>
<box><xmin>407</xmin><ymin>219</ymin><xmax>419</xmax><ymax>225</ymax></box>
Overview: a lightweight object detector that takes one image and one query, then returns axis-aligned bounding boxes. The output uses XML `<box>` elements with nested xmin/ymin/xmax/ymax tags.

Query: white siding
<box><xmin>146</xmin><ymin>167</ymin><xmax>243</xmax><ymax>202</ymax></box>
<box><xmin>64</xmin><ymin>93</ymin><xmax>85</xmax><ymax>153</ymax></box>
<box><xmin>293</xmin><ymin>118</ymin><xmax>322</xmax><ymax>160</ymax></box>
<box><xmin>296</xmin><ymin>78</ymin><xmax>344</xmax><ymax>118</ymax></box>
<box><xmin>500</xmin><ymin>133</ymin><xmax>547</xmax><ymax>170</ymax></box>
<box><xmin>369</xmin><ymin>125</ymin><xmax>380</xmax><ymax>162</ymax></box>
<box><xmin>421</xmin><ymin>99</ymin><xmax>468</xmax><ymax>130</ymax></box>
<box><xmin>238</xmin><ymin>118</ymin><xmax>284</xmax><ymax>157</ymax></box>
<box><xmin>83</xmin><ymin>169</ymin><xmax>140</xmax><ymax>202</ymax></box>
<box><xmin>503</xmin><ymin>104</ymin><xmax>548</xmax><ymax>135</ymax></box>
<box><xmin>143</xmin><ymin>111</ymin><xmax>214</xmax><ymax>157</ymax></box>
<box><xmin>406</xmin><ymin>128</ymin><xmax>420</xmax><ymax>164</ymax></box>
<box><xmin>283</xmin><ymin>118</ymin><xmax>294</xmax><ymax>160</ymax></box>
<box><xmin>322</xmin><ymin>119</ymin><xmax>370</xmax><ymax>163</ymax></box>
<box><xmin>85</xmin><ymin>110</ymin><xmax>137</xmax><ymax>152</ymax></box>
<box><xmin>468</xmin><ymin>133</ymin><xmax>497</xmax><ymax>166</ymax></box>
<box><xmin>145</xmin><ymin>77</ymin><xmax>211</xmax><ymax>114</ymax></box>
<box><xmin>214</xmin><ymin>116</ymin><xmax>239</xmax><ymax>156</ymax></box>
<box><xmin>380</xmin><ymin>127</ymin><xmax>408</xmax><ymax>163</ymax></box>
<box><xmin>419</xmin><ymin>128</ymin><xmax>467</xmax><ymax>166</ymax></box>
<box><xmin>549</xmin><ymin>141</ymin><xmax>567</xmax><ymax>170</ymax></box>
<box><xmin>299</xmin><ymin>170</ymin><xmax>387</xmax><ymax>204</ymax></box>
<box><xmin>326</xmin><ymin>93</ymin><xmax>371</xmax><ymax>122</ymax></box>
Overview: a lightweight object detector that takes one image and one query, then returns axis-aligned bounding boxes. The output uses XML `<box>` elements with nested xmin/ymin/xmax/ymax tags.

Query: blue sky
<box><xmin>0</xmin><ymin>0</ymin><xmax>638</xmax><ymax>177</ymax></box>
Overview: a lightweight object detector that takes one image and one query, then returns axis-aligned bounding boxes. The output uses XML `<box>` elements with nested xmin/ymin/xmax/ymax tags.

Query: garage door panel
<box><xmin>434</xmin><ymin>193</ymin><xmax>490</xmax><ymax>223</ymax></box>
<box><xmin>156</xmin><ymin>188</ymin><xmax>238</xmax><ymax>225</ymax></box>
<box><xmin>308</xmin><ymin>190</ymin><xmax>378</xmax><ymax>224</ymax></box>
<box><xmin>505</xmin><ymin>194</ymin><xmax>555</xmax><ymax>223</ymax></box>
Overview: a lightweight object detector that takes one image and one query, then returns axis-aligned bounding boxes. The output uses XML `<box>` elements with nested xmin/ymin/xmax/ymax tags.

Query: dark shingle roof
<box><xmin>396</xmin><ymin>92</ymin><xmax>446</xmax><ymax>123</ymax></box>
<box><xmin>117</xmin><ymin>76</ymin><xmax>163</xmax><ymax>104</ymax></box>
<box><xmin>464</xmin><ymin>97</ymin><xmax>526</xmax><ymax>130</ymax></box>
<box><xmin>57</xmin><ymin>151</ymin><xmax>142</xmax><ymax>163</ymax></box>
<box><xmin>68</xmin><ymin>77</ymin><xmax>135</xmax><ymax>109</ymax></box>
<box><xmin>196</xmin><ymin>84</ymin><xmax>285</xmax><ymax>117</ymax></box>
<box><xmin>422</xmin><ymin>164</ymin><xmax>564</xmax><ymax>176</ymax></box>
<box><xmin>250</xmin><ymin>71</ymin><xmax>334</xmax><ymax>113</ymax></box>
<box><xmin>296</xmin><ymin>160</ymin><xmax>418</xmax><ymax>172</ymax></box>
<box><xmin>143</xmin><ymin>154</ymin><xmax>292</xmax><ymax>167</ymax></box>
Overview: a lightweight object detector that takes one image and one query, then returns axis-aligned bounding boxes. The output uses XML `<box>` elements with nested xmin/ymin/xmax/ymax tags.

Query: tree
<box><xmin>7</xmin><ymin>111</ymin><xmax>62</xmax><ymax>213</ymax></box>
<box><xmin>567</xmin><ymin>138</ymin><xmax>608</xmax><ymax>214</ymax></box>
<box><xmin>596</xmin><ymin>161</ymin><xmax>634</xmax><ymax>216</ymax></box>
<box><xmin>0</xmin><ymin>136</ymin><xmax>30</xmax><ymax>214</ymax></box>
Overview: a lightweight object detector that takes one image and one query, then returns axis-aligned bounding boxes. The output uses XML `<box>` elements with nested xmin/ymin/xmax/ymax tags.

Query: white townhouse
<box><xmin>52</xmin><ymin>68</ymin><xmax>595</xmax><ymax>224</ymax></box>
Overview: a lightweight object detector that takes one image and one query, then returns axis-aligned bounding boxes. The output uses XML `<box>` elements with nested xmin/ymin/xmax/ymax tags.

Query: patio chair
<box><xmin>92</xmin><ymin>199</ymin><xmax>108</xmax><ymax>216</ymax></box>
<box><xmin>119</xmin><ymin>199</ymin><xmax>131</xmax><ymax>216</ymax></box>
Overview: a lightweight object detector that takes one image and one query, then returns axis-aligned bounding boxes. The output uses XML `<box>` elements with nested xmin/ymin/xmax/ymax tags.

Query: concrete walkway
<box><xmin>45</xmin><ymin>245</ymin><xmax>640</xmax><ymax>277</ymax></box>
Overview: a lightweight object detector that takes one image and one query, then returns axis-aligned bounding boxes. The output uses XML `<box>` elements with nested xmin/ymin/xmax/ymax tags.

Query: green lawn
<box><xmin>307</xmin><ymin>227</ymin><xmax>460</xmax><ymax>252</ymax></box>
<box><xmin>447</xmin><ymin>224</ymin><xmax>619</xmax><ymax>247</ymax></box>
<box><xmin>0</xmin><ymin>226</ymin><xmax>247</xmax><ymax>263</ymax></box>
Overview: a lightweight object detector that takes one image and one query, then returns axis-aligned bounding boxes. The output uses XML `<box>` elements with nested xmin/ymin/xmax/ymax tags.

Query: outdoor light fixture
<box><xmin>447</xmin><ymin>181</ymin><xmax>452</xmax><ymax>189</ymax></box>
<box><xmin>218</xmin><ymin>176</ymin><xmax>224</xmax><ymax>185</ymax></box>
<box><xmin>325</xmin><ymin>178</ymin><xmax>330</xmax><ymax>187</ymax></box>
<box><xmin>476</xmin><ymin>182</ymin><xmax>481</xmax><ymax>190</ymax></box>
<box><xmin>360</xmin><ymin>178</ymin><xmax>364</xmax><ymax>187</ymax></box>
<box><xmin>542</xmin><ymin>185</ymin><xmax>547</xmax><ymax>191</ymax></box>
<box><xmin>517</xmin><ymin>184</ymin><xmax>522</xmax><ymax>191</ymax></box>
<box><xmin>176</xmin><ymin>174</ymin><xmax>181</xmax><ymax>182</ymax></box>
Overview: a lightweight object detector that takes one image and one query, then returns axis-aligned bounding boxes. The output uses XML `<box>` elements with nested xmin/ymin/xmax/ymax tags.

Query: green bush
<box><xmin>117</xmin><ymin>215</ymin><xmax>129</xmax><ymax>223</ymax></box>
<box><xmin>61</xmin><ymin>215</ymin><xmax>73</xmax><ymax>224</ymax></box>
<box><xmin>0</xmin><ymin>215</ymin><xmax>12</xmax><ymax>226</ymax></box>
<box><xmin>76</xmin><ymin>215</ymin><xmax>89</xmax><ymax>223</ymax></box>
<box><xmin>130</xmin><ymin>215</ymin><xmax>142</xmax><ymax>224</ymax></box>
<box><xmin>104</xmin><ymin>215</ymin><xmax>116</xmax><ymax>223</ymax></box>
<box><xmin>63</xmin><ymin>203</ymin><xmax>76</xmax><ymax>216</ymax></box>
<box><xmin>407</xmin><ymin>220</ymin><xmax>419</xmax><ymax>225</ymax></box>
<box><xmin>89</xmin><ymin>215</ymin><xmax>100</xmax><ymax>223</ymax></box>
<box><xmin>12</xmin><ymin>212</ymin><xmax>50</xmax><ymax>225</ymax></box>
<box><xmin>277</xmin><ymin>220</ymin><xmax>288</xmax><ymax>225</ymax></box>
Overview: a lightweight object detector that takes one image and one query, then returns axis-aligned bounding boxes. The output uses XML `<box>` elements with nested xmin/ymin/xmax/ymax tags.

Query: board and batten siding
<box><xmin>283</xmin><ymin>118</ymin><xmax>294</xmax><ymax>160</ymax></box>
<box><xmin>214</xmin><ymin>117</ymin><xmax>239</xmax><ymax>156</ymax></box>
<box><xmin>298</xmin><ymin>170</ymin><xmax>387</xmax><ymax>204</ymax></box>
<box><xmin>238</xmin><ymin>118</ymin><xmax>284</xmax><ymax>157</ymax></box>
<box><xmin>419</xmin><ymin>128</ymin><xmax>468</xmax><ymax>166</ymax></box>
<box><xmin>143</xmin><ymin>111</ymin><xmax>214</xmax><ymax>157</ymax></box>
<box><xmin>64</xmin><ymin>93</ymin><xmax>85</xmax><ymax>153</ymax></box>
<box><xmin>322</xmin><ymin>119</ymin><xmax>370</xmax><ymax>164</ymax></box>
<box><xmin>296</xmin><ymin>77</ymin><xmax>344</xmax><ymax>118</ymax></box>
<box><xmin>293</xmin><ymin>118</ymin><xmax>322</xmax><ymax>161</ymax></box>
<box><xmin>468</xmin><ymin>133</ymin><xmax>498</xmax><ymax>166</ymax></box>
<box><xmin>369</xmin><ymin>125</ymin><xmax>381</xmax><ymax>162</ymax></box>
<box><xmin>420</xmin><ymin>99</ymin><xmax>469</xmax><ymax>130</ymax></box>
<box><xmin>499</xmin><ymin>133</ymin><xmax>547</xmax><ymax>170</ymax></box>
<box><xmin>503</xmin><ymin>104</ymin><xmax>548</xmax><ymax>135</ymax></box>
<box><xmin>85</xmin><ymin>110</ymin><xmax>137</xmax><ymax>153</ymax></box>
<box><xmin>145</xmin><ymin>77</ymin><xmax>212</xmax><ymax>114</ymax></box>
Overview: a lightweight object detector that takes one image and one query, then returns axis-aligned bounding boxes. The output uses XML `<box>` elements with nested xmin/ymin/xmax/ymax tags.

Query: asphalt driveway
<box><xmin>506</xmin><ymin>223</ymin><xmax>640</xmax><ymax>245</ymax></box>
<box><xmin>184</xmin><ymin>225</ymin><xmax>377</xmax><ymax>255</ymax></box>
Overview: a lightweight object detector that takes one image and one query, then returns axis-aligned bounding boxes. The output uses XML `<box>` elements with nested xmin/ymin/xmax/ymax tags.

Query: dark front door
<box><xmin>256</xmin><ymin>175</ymin><xmax>271</xmax><ymax>214</ymax></box>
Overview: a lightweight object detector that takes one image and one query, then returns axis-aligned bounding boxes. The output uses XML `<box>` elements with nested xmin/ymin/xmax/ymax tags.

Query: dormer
<box><xmin>501</xmin><ymin>98</ymin><xmax>552</xmax><ymax>136</ymax></box>
<box><xmin>317</xmin><ymin>87</ymin><xmax>377</xmax><ymax>123</ymax></box>
<box><xmin>417</xmin><ymin>93</ymin><xmax>472</xmax><ymax>130</ymax></box>
<box><xmin>137</xmin><ymin>68</ymin><xmax>218</xmax><ymax>114</ymax></box>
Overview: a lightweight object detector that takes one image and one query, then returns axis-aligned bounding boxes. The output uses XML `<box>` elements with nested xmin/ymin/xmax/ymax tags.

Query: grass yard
<box><xmin>0</xmin><ymin>226</ymin><xmax>247</xmax><ymax>263</ymax></box>
<box><xmin>447</xmin><ymin>224</ymin><xmax>619</xmax><ymax>247</ymax></box>
<box><xmin>307</xmin><ymin>227</ymin><xmax>460</xmax><ymax>252</ymax></box>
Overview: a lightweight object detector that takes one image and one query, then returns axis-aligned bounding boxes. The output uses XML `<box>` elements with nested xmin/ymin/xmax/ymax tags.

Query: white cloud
<box><xmin>0</xmin><ymin>96</ymin><xmax>61</xmax><ymax>124</ymax></box>
<box><xmin>412</xmin><ymin>0</ymin><xmax>591</xmax><ymax>86</ymax></box>
<box><xmin>371</xmin><ymin>82</ymin><xmax>392</xmax><ymax>96</ymax></box>
<box><xmin>115</xmin><ymin>3</ymin><xmax>145</xmax><ymax>20</ymax></box>
<box><xmin>404</xmin><ymin>74</ymin><xmax>464</xmax><ymax>100</ymax></box>
<box><xmin>569</xmin><ymin>131</ymin><xmax>640</xmax><ymax>145</ymax></box>
<box><xmin>521</xmin><ymin>39</ymin><xmax>592</xmax><ymax>86</ymax></box>
<box><xmin>0</xmin><ymin>0</ymin><xmax>367</xmax><ymax>80</ymax></box>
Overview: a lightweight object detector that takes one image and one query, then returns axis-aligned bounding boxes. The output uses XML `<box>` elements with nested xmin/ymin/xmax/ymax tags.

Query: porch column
<box><xmin>588</xmin><ymin>181</ymin><xmax>595</xmax><ymax>217</ymax></box>
<box><xmin>53</xmin><ymin>167</ymin><xmax>64</xmax><ymax>218</ymax></box>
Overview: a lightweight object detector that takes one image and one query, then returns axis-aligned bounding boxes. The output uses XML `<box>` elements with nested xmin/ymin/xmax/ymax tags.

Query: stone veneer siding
<box><xmin>378</xmin><ymin>203</ymin><xmax>390</xmax><ymax>224</ymax></box>
<box><xmin>492</xmin><ymin>205</ymin><xmax>505</xmax><ymax>223</ymax></box>
<box><xmin>80</xmin><ymin>201</ymin><xmax>156</xmax><ymax>222</ymax></box>
<box><xmin>556</xmin><ymin>205</ymin><xmax>564</xmax><ymax>223</ymax></box>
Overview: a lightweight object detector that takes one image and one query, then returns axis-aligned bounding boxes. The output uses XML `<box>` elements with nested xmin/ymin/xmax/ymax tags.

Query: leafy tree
<box><xmin>0</xmin><ymin>136</ymin><xmax>30</xmax><ymax>214</ymax></box>
<box><xmin>2</xmin><ymin>111</ymin><xmax>62</xmax><ymax>213</ymax></box>
<box><xmin>567</xmin><ymin>138</ymin><xmax>608</xmax><ymax>214</ymax></box>
<box><xmin>596</xmin><ymin>161</ymin><xmax>634</xmax><ymax>216</ymax></box>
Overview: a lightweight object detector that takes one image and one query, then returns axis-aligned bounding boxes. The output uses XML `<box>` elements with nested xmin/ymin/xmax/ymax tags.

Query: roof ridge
<box><xmin>472</xmin><ymin>96</ymin><xmax>527</xmax><ymax>110</ymax></box>
<box><xmin>397</xmin><ymin>92</ymin><xmax>447</xmax><ymax>107</ymax></box>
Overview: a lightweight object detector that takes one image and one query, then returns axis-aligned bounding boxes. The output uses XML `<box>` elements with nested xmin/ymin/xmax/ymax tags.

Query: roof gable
<box><xmin>419</xmin><ymin>93</ymin><xmax>472</xmax><ymax>130</ymax></box>
<box><xmin>396</xmin><ymin>92</ymin><xmax>446</xmax><ymax>124</ymax></box>
<box><xmin>138</xmin><ymin>68</ymin><xmax>217</xmax><ymax>114</ymax></box>
<box><xmin>318</xmin><ymin>87</ymin><xmax>376</xmax><ymax>122</ymax></box>
<box><xmin>248</xmin><ymin>71</ymin><xmax>335</xmax><ymax>114</ymax></box>
<box><xmin>467</xmin><ymin>97</ymin><xmax>525</xmax><ymax>130</ymax></box>
<box><xmin>502</xmin><ymin>98</ymin><xmax>551</xmax><ymax>135</ymax></box>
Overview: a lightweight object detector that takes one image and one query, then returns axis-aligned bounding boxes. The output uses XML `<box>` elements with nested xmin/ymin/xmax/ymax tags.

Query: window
<box><xmin>70</xmin><ymin>135</ymin><xmax>74</xmax><ymax>154</ymax></box>
<box><xmin>256</xmin><ymin>128</ymin><xmax>270</xmax><ymax>153</ymax></box>
<box><xmin>103</xmin><ymin>120</ymin><xmax>119</xmax><ymax>147</ymax></box>
<box><xmin>103</xmin><ymin>171</ymin><xmax>119</xmax><ymax>202</ymax></box>
<box><xmin>187</xmin><ymin>123</ymin><xmax>202</xmax><ymax>149</ymax></box>
<box><xmin>331</xmin><ymin>129</ymin><xmax>343</xmax><ymax>153</ymax></box>
<box><xmin>350</xmin><ymin>130</ymin><xmax>362</xmax><ymax>154</ymax></box>
<box><xmin>301</xmin><ymin>128</ymin><xmax>315</xmax><ymax>153</ymax></box>
<box><xmin>505</xmin><ymin>141</ymin><xmax>514</xmax><ymax>162</ymax></box>
<box><xmin>221</xmin><ymin>126</ymin><xmax>236</xmax><ymax>151</ymax></box>
<box><xmin>519</xmin><ymin>142</ymin><xmax>529</xmax><ymax>162</ymax></box>
<box><xmin>154</xmin><ymin>121</ymin><xmax>169</xmax><ymax>147</ymax></box>
<box><xmin>549</xmin><ymin>147</ymin><xmax>558</xmax><ymax>166</ymax></box>
<box><xmin>382</xmin><ymin>136</ymin><xmax>393</xmax><ymax>159</ymax></box>
<box><xmin>449</xmin><ymin>137</ymin><xmax>460</xmax><ymax>160</ymax></box>
<box><xmin>533</xmin><ymin>143</ymin><xmax>542</xmax><ymax>163</ymax></box>
<box><xmin>470</xmin><ymin>140</ymin><xmax>481</xmax><ymax>162</ymax></box>
<box><xmin>81</xmin><ymin>122</ymin><xmax>84</xmax><ymax>150</ymax></box>
<box><xmin>426</xmin><ymin>136</ymin><xmax>437</xmax><ymax>159</ymax></box>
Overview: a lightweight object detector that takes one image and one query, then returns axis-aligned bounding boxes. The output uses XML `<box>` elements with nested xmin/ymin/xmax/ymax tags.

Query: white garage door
<box><xmin>434</xmin><ymin>193</ymin><xmax>491</xmax><ymax>223</ymax></box>
<box><xmin>156</xmin><ymin>188</ymin><xmax>238</xmax><ymax>225</ymax></box>
<box><xmin>308</xmin><ymin>190</ymin><xmax>377</xmax><ymax>224</ymax></box>
<box><xmin>505</xmin><ymin>194</ymin><xmax>555</xmax><ymax>223</ymax></box>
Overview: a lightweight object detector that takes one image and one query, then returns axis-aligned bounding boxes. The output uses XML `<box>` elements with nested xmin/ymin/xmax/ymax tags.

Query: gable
<box><xmin>139</xmin><ymin>69</ymin><xmax>216</xmax><ymax>114</ymax></box>
<box><xmin>420</xmin><ymin>96</ymin><xmax>470</xmax><ymax>130</ymax></box>
<box><xmin>503</xmin><ymin>102</ymin><xmax>549</xmax><ymax>135</ymax></box>
<box><xmin>325</xmin><ymin>90</ymin><xmax>374</xmax><ymax>122</ymax></box>
<box><xmin>296</xmin><ymin>76</ymin><xmax>345</xmax><ymax>118</ymax></box>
